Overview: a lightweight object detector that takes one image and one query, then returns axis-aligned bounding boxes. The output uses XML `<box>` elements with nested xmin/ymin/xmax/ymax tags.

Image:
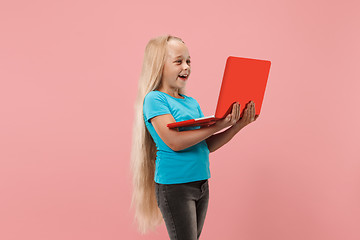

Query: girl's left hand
<box><xmin>233</xmin><ymin>101</ymin><xmax>258</xmax><ymax>130</ymax></box>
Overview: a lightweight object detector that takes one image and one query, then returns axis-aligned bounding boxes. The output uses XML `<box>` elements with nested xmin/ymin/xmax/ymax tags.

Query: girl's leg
<box><xmin>196</xmin><ymin>180</ymin><xmax>209</xmax><ymax>239</ymax></box>
<box><xmin>155</xmin><ymin>180</ymin><xmax>208</xmax><ymax>240</ymax></box>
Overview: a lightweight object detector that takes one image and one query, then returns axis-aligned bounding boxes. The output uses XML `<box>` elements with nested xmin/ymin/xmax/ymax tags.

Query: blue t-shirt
<box><xmin>143</xmin><ymin>90</ymin><xmax>211</xmax><ymax>184</ymax></box>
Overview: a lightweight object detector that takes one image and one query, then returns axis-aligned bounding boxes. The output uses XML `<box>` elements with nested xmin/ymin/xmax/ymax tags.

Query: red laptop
<box><xmin>167</xmin><ymin>56</ymin><xmax>271</xmax><ymax>129</ymax></box>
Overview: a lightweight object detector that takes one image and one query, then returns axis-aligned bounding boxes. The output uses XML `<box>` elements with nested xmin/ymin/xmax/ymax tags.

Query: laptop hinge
<box><xmin>194</xmin><ymin>115</ymin><xmax>215</xmax><ymax>121</ymax></box>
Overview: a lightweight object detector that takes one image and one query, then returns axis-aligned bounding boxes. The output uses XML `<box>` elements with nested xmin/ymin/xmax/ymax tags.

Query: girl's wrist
<box><xmin>211</xmin><ymin>123</ymin><xmax>223</xmax><ymax>133</ymax></box>
<box><xmin>231</xmin><ymin>122</ymin><xmax>244</xmax><ymax>133</ymax></box>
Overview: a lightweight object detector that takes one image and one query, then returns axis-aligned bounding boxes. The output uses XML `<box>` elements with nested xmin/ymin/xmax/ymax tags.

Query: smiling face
<box><xmin>158</xmin><ymin>39</ymin><xmax>191</xmax><ymax>96</ymax></box>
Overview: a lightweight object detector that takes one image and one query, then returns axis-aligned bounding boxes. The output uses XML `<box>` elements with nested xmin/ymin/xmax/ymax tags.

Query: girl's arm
<box><xmin>205</xmin><ymin>101</ymin><xmax>258</xmax><ymax>153</ymax></box>
<box><xmin>151</xmin><ymin>114</ymin><xmax>225</xmax><ymax>151</ymax></box>
<box><xmin>150</xmin><ymin>103</ymin><xmax>241</xmax><ymax>151</ymax></box>
<box><xmin>204</xmin><ymin>124</ymin><xmax>243</xmax><ymax>153</ymax></box>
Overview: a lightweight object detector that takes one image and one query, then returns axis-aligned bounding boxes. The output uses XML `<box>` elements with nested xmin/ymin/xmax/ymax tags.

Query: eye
<box><xmin>176</xmin><ymin>60</ymin><xmax>191</xmax><ymax>65</ymax></box>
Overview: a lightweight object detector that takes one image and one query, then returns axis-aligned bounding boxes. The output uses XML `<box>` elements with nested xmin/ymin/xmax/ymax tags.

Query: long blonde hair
<box><xmin>130</xmin><ymin>34</ymin><xmax>186</xmax><ymax>234</ymax></box>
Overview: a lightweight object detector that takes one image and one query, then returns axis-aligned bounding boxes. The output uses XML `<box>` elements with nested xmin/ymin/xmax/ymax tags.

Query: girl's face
<box><xmin>160</xmin><ymin>40</ymin><xmax>191</xmax><ymax>92</ymax></box>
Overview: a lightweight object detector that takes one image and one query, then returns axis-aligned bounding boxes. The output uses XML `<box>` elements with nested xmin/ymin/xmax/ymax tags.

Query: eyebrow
<box><xmin>175</xmin><ymin>55</ymin><xmax>191</xmax><ymax>59</ymax></box>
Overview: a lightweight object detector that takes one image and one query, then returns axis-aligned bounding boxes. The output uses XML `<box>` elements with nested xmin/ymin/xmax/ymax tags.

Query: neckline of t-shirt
<box><xmin>155</xmin><ymin>90</ymin><xmax>187</xmax><ymax>100</ymax></box>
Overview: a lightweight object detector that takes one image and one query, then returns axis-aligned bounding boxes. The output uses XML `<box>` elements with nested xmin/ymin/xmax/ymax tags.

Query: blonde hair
<box><xmin>130</xmin><ymin>34</ymin><xmax>186</xmax><ymax>234</ymax></box>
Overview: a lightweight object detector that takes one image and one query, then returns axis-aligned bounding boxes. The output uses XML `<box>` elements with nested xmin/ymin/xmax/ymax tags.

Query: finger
<box><xmin>232</xmin><ymin>103</ymin><xmax>236</xmax><ymax>116</ymax></box>
<box><xmin>242</xmin><ymin>105</ymin><xmax>248</xmax><ymax>123</ymax></box>
<box><xmin>232</xmin><ymin>105</ymin><xmax>238</xmax><ymax>124</ymax></box>
<box><xmin>235</xmin><ymin>103</ymin><xmax>239</xmax><ymax>121</ymax></box>
<box><xmin>243</xmin><ymin>104</ymin><xmax>248</xmax><ymax>120</ymax></box>
<box><xmin>229</xmin><ymin>105</ymin><xmax>234</xmax><ymax>121</ymax></box>
<box><xmin>251</xmin><ymin>102</ymin><xmax>255</xmax><ymax>121</ymax></box>
<box><xmin>246</xmin><ymin>107</ymin><xmax>250</xmax><ymax>123</ymax></box>
<box><xmin>246</xmin><ymin>104</ymin><xmax>251</xmax><ymax>123</ymax></box>
<box><xmin>253</xmin><ymin>102</ymin><xmax>256</xmax><ymax>119</ymax></box>
<box><xmin>232</xmin><ymin>103</ymin><xmax>238</xmax><ymax>123</ymax></box>
<box><xmin>227</xmin><ymin>114</ymin><xmax>231</xmax><ymax>121</ymax></box>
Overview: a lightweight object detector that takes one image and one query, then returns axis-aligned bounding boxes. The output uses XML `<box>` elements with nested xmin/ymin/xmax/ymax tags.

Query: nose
<box><xmin>182</xmin><ymin>62</ymin><xmax>190</xmax><ymax>70</ymax></box>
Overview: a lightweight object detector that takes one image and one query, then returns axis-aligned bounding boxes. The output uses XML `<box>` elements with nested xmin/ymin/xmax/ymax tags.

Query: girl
<box><xmin>131</xmin><ymin>34</ymin><xmax>257</xmax><ymax>240</ymax></box>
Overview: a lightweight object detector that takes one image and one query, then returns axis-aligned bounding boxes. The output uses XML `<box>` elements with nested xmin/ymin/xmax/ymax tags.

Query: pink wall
<box><xmin>1</xmin><ymin>0</ymin><xmax>359</xmax><ymax>239</ymax></box>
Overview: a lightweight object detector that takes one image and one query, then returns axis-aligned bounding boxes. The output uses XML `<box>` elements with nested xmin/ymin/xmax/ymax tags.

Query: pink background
<box><xmin>1</xmin><ymin>0</ymin><xmax>359</xmax><ymax>239</ymax></box>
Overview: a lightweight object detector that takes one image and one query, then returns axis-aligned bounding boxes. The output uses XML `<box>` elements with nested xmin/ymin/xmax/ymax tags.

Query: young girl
<box><xmin>131</xmin><ymin>34</ymin><xmax>257</xmax><ymax>240</ymax></box>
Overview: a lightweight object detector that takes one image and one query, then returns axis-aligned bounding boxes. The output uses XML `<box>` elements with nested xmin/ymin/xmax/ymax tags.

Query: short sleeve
<box><xmin>143</xmin><ymin>92</ymin><xmax>171</xmax><ymax>123</ymax></box>
<box><xmin>196</xmin><ymin>101</ymin><xmax>204</xmax><ymax>118</ymax></box>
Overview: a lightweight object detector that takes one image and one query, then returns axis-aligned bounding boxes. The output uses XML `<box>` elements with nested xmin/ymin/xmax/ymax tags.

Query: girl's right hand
<box><xmin>215</xmin><ymin>102</ymin><xmax>241</xmax><ymax>130</ymax></box>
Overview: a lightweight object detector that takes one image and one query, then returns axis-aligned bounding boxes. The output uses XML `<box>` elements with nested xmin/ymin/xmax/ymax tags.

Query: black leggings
<box><xmin>155</xmin><ymin>180</ymin><xmax>209</xmax><ymax>240</ymax></box>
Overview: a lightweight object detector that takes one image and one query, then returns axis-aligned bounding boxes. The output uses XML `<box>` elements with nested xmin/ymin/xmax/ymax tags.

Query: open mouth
<box><xmin>178</xmin><ymin>75</ymin><xmax>188</xmax><ymax>80</ymax></box>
